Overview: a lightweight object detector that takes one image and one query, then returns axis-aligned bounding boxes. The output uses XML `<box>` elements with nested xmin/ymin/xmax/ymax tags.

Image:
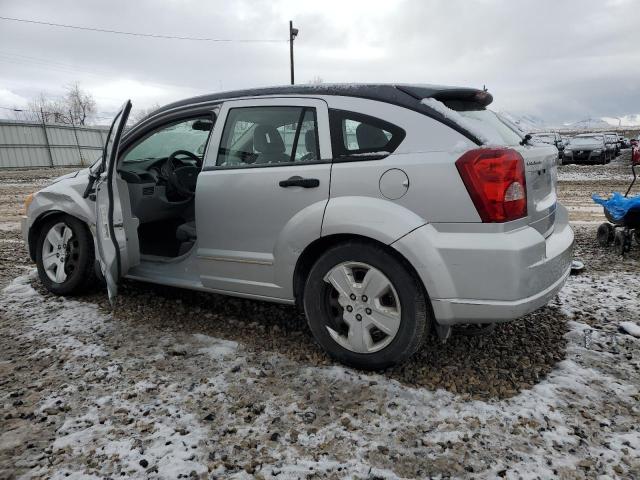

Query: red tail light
<box><xmin>455</xmin><ymin>148</ymin><xmax>527</xmax><ymax>222</ymax></box>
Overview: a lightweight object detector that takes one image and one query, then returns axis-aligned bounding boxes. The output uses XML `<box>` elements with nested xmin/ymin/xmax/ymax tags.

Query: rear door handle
<box><xmin>279</xmin><ymin>176</ymin><xmax>320</xmax><ymax>188</ymax></box>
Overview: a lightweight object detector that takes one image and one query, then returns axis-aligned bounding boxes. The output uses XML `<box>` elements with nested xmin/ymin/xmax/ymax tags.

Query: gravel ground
<box><xmin>0</xmin><ymin>155</ymin><xmax>639</xmax><ymax>479</ymax></box>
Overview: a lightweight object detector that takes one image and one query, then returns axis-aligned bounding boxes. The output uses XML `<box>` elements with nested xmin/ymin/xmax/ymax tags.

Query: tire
<box><xmin>35</xmin><ymin>214</ymin><xmax>98</xmax><ymax>295</ymax></box>
<box><xmin>303</xmin><ymin>241</ymin><xmax>430</xmax><ymax>370</ymax></box>
<box><xmin>613</xmin><ymin>230</ymin><xmax>627</xmax><ymax>256</ymax></box>
<box><xmin>596</xmin><ymin>223</ymin><xmax>614</xmax><ymax>247</ymax></box>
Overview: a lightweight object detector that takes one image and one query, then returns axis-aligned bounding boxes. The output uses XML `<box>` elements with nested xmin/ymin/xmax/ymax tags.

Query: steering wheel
<box><xmin>161</xmin><ymin>150</ymin><xmax>202</xmax><ymax>199</ymax></box>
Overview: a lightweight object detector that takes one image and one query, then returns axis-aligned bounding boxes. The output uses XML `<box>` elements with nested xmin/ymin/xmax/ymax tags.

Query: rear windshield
<box><xmin>457</xmin><ymin>109</ymin><xmax>523</xmax><ymax>146</ymax></box>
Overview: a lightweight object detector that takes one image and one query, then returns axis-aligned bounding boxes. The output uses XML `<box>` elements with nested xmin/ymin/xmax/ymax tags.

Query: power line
<box><xmin>0</xmin><ymin>15</ymin><xmax>286</xmax><ymax>43</ymax></box>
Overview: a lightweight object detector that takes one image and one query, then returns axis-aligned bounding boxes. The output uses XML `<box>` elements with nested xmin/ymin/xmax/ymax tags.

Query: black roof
<box><xmin>144</xmin><ymin>84</ymin><xmax>493</xmax><ymax>145</ymax></box>
<box><xmin>155</xmin><ymin>83</ymin><xmax>492</xmax><ymax>115</ymax></box>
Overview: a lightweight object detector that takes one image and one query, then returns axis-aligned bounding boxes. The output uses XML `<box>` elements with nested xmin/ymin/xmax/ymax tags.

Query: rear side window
<box><xmin>216</xmin><ymin>106</ymin><xmax>319</xmax><ymax>167</ymax></box>
<box><xmin>329</xmin><ymin>109</ymin><xmax>405</xmax><ymax>161</ymax></box>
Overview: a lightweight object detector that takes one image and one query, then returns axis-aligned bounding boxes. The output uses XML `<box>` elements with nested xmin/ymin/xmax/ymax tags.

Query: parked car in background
<box><xmin>21</xmin><ymin>83</ymin><xmax>573</xmax><ymax>370</ymax></box>
<box><xmin>603</xmin><ymin>132</ymin><xmax>620</xmax><ymax>157</ymax></box>
<box><xmin>622</xmin><ymin>137</ymin><xmax>631</xmax><ymax>149</ymax></box>
<box><xmin>529</xmin><ymin>132</ymin><xmax>564</xmax><ymax>162</ymax></box>
<box><xmin>564</xmin><ymin>133</ymin><xmax>608</xmax><ymax>164</ymax></box>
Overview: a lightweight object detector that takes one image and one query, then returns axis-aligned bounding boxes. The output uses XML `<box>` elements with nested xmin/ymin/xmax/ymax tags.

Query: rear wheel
<box><xmin>303</xmin><ymin>241</ymin><xmax>429</xmax><ymax>370</ymax></box>
<box><xmin>613</xmin><ymin>230</ymin><xmax>628</xmax><ymax>256</ymax></box>
<box><xmin>35</xmin><ymin>215</ymin><xmax>98</xmax><ymax>295</ymax></box>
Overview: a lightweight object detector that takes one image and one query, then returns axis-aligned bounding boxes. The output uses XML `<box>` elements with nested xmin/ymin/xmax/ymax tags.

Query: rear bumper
<box><xmin>392</xmin><ymin>204</ymin><xmax>574</xmax><ymax>325</ymax></box>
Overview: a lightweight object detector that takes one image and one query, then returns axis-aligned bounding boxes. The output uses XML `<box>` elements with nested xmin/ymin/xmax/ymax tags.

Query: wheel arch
<box><xmin>292</xmin><ymin>233</ymin><xmax>430</xmax><ymax>309</ymax></box>
<box><xmin>28</xmin><ymin>210</ymin><xmax>92</xmax><ymax>261</ymax></box>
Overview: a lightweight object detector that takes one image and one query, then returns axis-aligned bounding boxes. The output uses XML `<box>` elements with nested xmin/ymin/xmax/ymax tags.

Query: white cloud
<box><xmin>0</xmin><ymin>88</ymin><xmax>28</xmax><ymax>108</ymax></box>
<box><xmin>0</xmin><ymin>0</ymin><xmax>637</xmax><ymax>124</ymax></box>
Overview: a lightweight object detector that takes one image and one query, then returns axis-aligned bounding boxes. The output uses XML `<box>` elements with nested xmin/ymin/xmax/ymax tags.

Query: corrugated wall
<box><xmin>0</xmin><ymin>121</ymin><xmax>109</xmax><ymax>168</ymax></box>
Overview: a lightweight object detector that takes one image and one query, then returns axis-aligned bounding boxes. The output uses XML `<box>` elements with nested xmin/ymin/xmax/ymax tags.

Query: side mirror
<box><xmin>192</xmin><ymin>120</ymin><xmax>213</xmax><ymax>131</ymax></box>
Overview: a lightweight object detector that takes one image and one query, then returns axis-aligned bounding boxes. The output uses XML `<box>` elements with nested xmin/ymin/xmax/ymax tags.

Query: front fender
<box><xmin>25</xmin><ymin>173</ymin><xmax>95</xmax><ymax>258</ymax></box>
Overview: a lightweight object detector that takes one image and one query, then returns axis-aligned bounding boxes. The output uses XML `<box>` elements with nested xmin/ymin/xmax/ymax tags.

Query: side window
<box><xmin>122</xmin><ymin>117</ymin><xmax>213</xmax><ymax>164</ymax></box>
<box><xmin>329</xmin><ymin>109</ymin><xmax>405</xmax><ymax>160</ymax></box>
<box><xmin>216</xmin><ymin>106</ymin><xmax>319</xmax><ymax>167</ymax></box>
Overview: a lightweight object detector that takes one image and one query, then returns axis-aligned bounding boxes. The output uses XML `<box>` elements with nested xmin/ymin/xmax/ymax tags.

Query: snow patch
<box><xmin>192</xmin><ymin>333</ymin><xmax>238</xmax><ymax>359</ymax></box>
<box><xmin>620</xmin><ymin>321</ymin><xmax>640</xmax><ymax>338</ymax></box>
<box><xmin>2</xmin><ymin>272</ymin><xmax>109</xmax><ymax>358</ymax></box>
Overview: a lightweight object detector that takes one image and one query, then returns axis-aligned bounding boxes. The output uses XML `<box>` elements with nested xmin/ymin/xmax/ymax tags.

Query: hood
<box><xmin>49</xmin><ymin>168</ymin><xmax>88</xmax><ymax>186</ymax></box>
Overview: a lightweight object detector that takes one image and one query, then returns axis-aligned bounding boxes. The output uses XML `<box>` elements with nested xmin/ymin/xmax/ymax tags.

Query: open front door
<box><xmin>94</xmin><ymin>100</ymin><xmax>138</xmax><ymax>301</ymax></box>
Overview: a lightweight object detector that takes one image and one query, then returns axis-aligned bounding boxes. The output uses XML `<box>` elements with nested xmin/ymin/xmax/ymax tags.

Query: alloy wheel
<box><xmin>41</xmin><ymin>222</ymin><xmax>79</xmax><ymax>283</ymax></box>
<box><xmin>322</xmin><ymin>261</ymin><xmax>402</xmax><ymax>354</ymax></box>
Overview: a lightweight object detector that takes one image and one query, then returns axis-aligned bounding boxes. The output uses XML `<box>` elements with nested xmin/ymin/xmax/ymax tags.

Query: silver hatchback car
<box><xmin>22</xmin><ymin>84</ymin><xmax>574</xmax><ymax>369</ymax></box>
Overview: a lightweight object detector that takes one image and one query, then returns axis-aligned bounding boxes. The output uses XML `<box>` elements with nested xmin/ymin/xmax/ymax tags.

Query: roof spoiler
<box><xmin>395</xmin><ymin>85</ymin><xmax>493</xmax><ymax>110</ymax></box>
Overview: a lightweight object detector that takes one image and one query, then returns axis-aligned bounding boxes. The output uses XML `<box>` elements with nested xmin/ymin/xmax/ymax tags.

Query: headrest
<box><xmin>304</xmin><ymin>129</ymin><xmax>317</xmax><ymax>156</ymax></box>
<box><xmin>254</xmin><ymin>125</ymin><xmax>285</xmax><ymax>153</ymax></box>
<box><xmin>356</xmin><ymin>123</ymin><xmax>389</xmax><ymax>150</ymax></box>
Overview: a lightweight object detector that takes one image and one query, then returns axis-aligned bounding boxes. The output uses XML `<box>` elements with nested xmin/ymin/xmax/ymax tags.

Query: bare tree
<box><xmin>307</xmin><ymin>76</ymin><xmax>324</xmax><ymax>85</ymax></box>
<box><xmin>129</xmin><ymin>103</ymin><xmax>161</xmax><ymax>125</ymax></box>
<box><xmin>64</xmin><ymin>83</ymin><xmax>96</xmax><ymax>125</ymax></box>
<box><xmin>23</xmin><ymin>83</ymin><xmax>96</xmax><ymax>125</ymax></box>
<box><xmin>26</xmin><ymin>92</ymin><xmax>63</xmax><ymax>123</ymax></box>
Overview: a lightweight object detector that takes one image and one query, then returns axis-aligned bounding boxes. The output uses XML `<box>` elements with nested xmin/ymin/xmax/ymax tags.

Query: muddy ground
<box><xmin>0</xmin><ymin>153</ymin><xmax>639</xmax><ymax>479</ymax></box>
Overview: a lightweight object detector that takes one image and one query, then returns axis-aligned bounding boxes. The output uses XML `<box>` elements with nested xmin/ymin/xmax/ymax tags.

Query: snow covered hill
<box><xmin>498</xmin><ymin>112</ymin><xmax>640</xmax><ymax>133</ymax></box>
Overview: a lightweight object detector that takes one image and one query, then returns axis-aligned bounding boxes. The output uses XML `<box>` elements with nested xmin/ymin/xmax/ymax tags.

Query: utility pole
<box><xmin>69</xmin><ymin>109</ymin><xmax>85</xmax><ymax>166</ymax></box>
<box><xmin>40</xmin><ymin>107</ymin><xmax>54</xmax><ymax>168</ymax></box>
<box><xmin>289</xmin><ymin>21</ymin><xmax>298</xmax><ymax>85</ymax></box>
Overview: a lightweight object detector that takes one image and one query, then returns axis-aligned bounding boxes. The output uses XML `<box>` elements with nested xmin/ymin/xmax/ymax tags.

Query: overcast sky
<box><xmin>0</xmin><ymin>0</ymin><xmax>638</xmax><ymax>125</ymax></box>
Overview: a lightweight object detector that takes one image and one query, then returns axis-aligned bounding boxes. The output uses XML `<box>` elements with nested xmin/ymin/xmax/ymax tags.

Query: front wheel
<box><xmin>303</xmin><ymin>241</ymin><xmax>430</xmax><ymax>370</ymax></box>
<box><xmin>35</xmin><ymin>215</ymin><xmax>98</xmax><ymax>295</ymax></box>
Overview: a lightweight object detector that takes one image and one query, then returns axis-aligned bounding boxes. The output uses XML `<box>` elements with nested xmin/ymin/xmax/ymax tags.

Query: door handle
<box><xmin>279</xmin><ymin>176</ymin><xmax>320</xmax><ymax>188</ymax></box>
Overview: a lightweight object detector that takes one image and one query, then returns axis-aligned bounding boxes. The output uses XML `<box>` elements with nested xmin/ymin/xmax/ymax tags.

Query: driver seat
<box><xmin>176</xmin><ymin>220</ymin><xmax>197</xmax><ymax>255</ymax></box>
<box><xmin>253</xmin><ymin>125</ymin><xmax>290</xmax><ymax>164</ymax></box>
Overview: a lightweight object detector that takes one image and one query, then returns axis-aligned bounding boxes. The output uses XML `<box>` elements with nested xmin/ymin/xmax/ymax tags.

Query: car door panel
<box><xmin>94</xmin><ymin>100</ymin><xmax>139</xmax><ymax>301</ymax></box>
<box><xmin>196</xmin><ymin>97</ymin><xmax>331</xmax><ymax>300</ymax></box>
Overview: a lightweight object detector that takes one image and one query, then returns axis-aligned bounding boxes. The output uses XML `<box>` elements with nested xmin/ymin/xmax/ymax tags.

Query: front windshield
<box><xmin>123</xmin><ymin>118</ymin><xmax>213</xmax><ymax>163</ymax></box>
<box><xmin>532</xmin><ymin>134</ymin><xmax>555</xmax><ymax>144</ymax></box>
<box><xmin>569</xmin><ymin>136</ymin><xmax>602</xmax><ymax>147</ymax></box>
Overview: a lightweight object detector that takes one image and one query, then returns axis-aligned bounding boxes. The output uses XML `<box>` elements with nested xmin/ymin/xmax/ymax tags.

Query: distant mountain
<box><xmin>601</xmin><ymin>114</ymin><xmax>640</xmax><ymax>127</ymax></box>
<box><xmin>564</xmin><ymin>117</ymin><xmax>615</xmax><ymax>129</ymax></box>
<box><xmin>498</xmin><ymin>112</ymin><xmax>640</xmax><ymax>133</ymax></box>
<box><xmin>563</xmin><ymin>115</ymin><xmax>640</xmax><ymax>129</ymax></box>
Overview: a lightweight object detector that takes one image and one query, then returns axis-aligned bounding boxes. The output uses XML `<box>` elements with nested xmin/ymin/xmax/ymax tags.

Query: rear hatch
<box><xmin>512</xmin><ymin>143</ymin><xmax>558</xmax><ymax>236</ymax></box>
<box><xmin>454</xmin><ymin>109</ymin><xmax>559</xmax><ymax>237</ymax></box>
<box><xmin>400</xmin><ymin>85</ymin><xmax>558</xmax><ymax>236</ymax></box>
